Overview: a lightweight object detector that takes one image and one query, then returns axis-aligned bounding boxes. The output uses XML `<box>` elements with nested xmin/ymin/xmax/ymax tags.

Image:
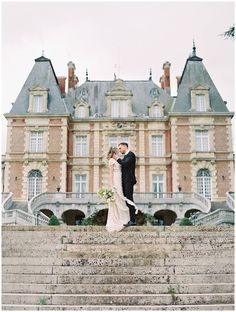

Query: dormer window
<box><xmin>74</xmin><ymin>99</ymin><xmax>90</xmax><ymax>118</ymax></box>
<box><xmin>149</xmin><ymin>100</ymin><xmax>164</xmax><ymax>118</ymax></box>
<box><xmin>196</xmin><ymin>94</ymin><xmax>206</xmax><ymax>112</ymax></box>
<box><xmin>190</xmin><ymin>85</ymin><xmax>211</xmax><ymax>112</ymax></box>
<box><xmin>111</xmin><ymin>100</ymin><xmax>128</xmax><ymax>117</ymax></box>
<box><xmin>33</xmin><ymin>95</ymin><xmax>43</xmax><ymax>112</ymax></box>
<box><xmin>105</xmin><ymin>79</ymin><xmax>133</xmax><ymax>118</ymax></box>
<box><xmin>28</xmin><ymin>87</ymin><xmax>49</xmax><ymax>113</ymax></box>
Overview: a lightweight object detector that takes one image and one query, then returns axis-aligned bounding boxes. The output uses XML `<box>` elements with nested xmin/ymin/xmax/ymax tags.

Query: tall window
<box><xmin>30</xmin><ymin>131</ymin><xmax>43</xmax><ymax>153</ymax></box>
<box><xmin>111</xmin><ymin>100</ymin><xmax>128</xmax><ymax>117</ymax></box>
<box><xmin>28</xmin><ymin>170</ymin><xmax>42</xmax><ymax>200</ymax></box>
<box><xmin>75</xmin><ymin>136</ymin><xmax>87</xmax><ymax>156</ymax></box>
<box><xmin>152</xmin><ymin>174</ymin><xmax>164</xmax><ymax>198</ymax></box>
<box><xmin>196</xmin><ymin>95</ymin><xmax>206</xmax><ymax>112</ymax></box>
<box><xmin>197</xmin><ymin>169</ymin><xmax>211</xmax><ymax>200</ymax></box>
<box><xmin>75</xmin><ymin>175</ymin><xmax>86</xmax><ymax>196</ymax></box>
<box><xmin>33</xmin><ymin>95</ymin><xmax>43</xmax><ymax>112</ymax></box>
<box><xmin>152</xmin><ymin>136</ymin><xmax>163</xmax><ymax>156</ymax></box>
<box><xmin>195</xmin><ymin>130</ymin><xmax>209</xmax><ymax>151</ymax></box>
<box><xmin>109</xmin><ymin>136</ymin><xmax>129</xmax><ymax>148</ymax></box>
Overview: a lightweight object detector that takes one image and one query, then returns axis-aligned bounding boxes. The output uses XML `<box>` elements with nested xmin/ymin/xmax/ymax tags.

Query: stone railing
<box><xmin>28</xmin><ymin>191</ymin><xmax>211</xmax><ymax>215</ymax></box>
<box><xmin>29</xmin><ymin>192</ymin><xmax>101</xmax><ymax>213</ymax></box>
<box><xmin>1</xmin><ymin>193</ymin><xmax>13</xmax><ymax>212</ymax></box>
<box><xmin>194</xmin><ymin>209</ymin><xmax>234</xmax><ymax>226</ymax></box>
<box><xmin>226</xmin><ymin>192</ymin><xmax>234</xmax><ymax>210</ymax></box>
<box><xmin>2</xmin><ymin>209</ymin><xmax>49</xmax><ymax>225</ymax></box>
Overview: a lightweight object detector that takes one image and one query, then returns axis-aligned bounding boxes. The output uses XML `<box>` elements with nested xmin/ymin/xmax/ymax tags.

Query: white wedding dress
<box><xmin>106</xmin><ymin>158</ymin><xmax>130</xmax><ymax>232</ymax></box>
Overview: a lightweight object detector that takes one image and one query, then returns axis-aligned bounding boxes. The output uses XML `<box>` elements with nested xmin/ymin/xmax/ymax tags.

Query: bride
<box><xmin>106</xmin><ymin>147</ymin><xmax>138</xmax><ymax>232</ymax></box>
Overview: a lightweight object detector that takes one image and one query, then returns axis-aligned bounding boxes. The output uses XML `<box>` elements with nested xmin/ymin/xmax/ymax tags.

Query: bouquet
<box><xmin>97</xmin><ymin>188</ymin><xmax>115</xmax><ymax>202</ymax></box>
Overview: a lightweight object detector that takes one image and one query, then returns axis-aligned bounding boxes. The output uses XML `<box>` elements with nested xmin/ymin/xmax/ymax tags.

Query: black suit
<box><xmin>117</xmin><ymin>151</ymin><xmax>137</xmax><ymax>222</ymax></box>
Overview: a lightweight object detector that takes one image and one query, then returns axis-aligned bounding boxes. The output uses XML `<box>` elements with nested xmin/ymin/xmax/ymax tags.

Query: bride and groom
<box><xmin>106</xmin><ymin>142</ymin><xmax>138</xmax><ymax>232</ymax></box>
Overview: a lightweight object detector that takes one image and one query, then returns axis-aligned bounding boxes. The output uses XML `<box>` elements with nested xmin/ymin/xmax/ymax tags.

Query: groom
<box><xmin>114</xmin><ymin>142</ymin><xmax>137</xmax><ymax>226</ymax></box>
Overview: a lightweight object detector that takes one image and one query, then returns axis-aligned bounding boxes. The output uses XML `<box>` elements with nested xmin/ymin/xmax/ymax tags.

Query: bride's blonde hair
<box><xmin>107</xmin><ymin>146</ymin><xmax>119</xmax><ymax>160</ymax></box>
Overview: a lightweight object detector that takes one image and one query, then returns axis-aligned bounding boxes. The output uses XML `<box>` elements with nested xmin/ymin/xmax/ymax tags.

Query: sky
<box><xmin>1</xmin><ymin>1</ymin><xmax>235</xmax><ymax>154</ymax></box>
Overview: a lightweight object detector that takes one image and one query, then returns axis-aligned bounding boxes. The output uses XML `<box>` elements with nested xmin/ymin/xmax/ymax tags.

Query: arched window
<box><xmin>28</xmin><ymin>170</ymin><xmax>42</xmax><ymax>200</ymax></box>
<box><xmin>196</xmin><ymin>169</ymin><xmax>211</xmax><ymax>200</ymax></box>
<box><xmin>77</xmin><ymin>105</ymin><xmax>86</xmax><ymax>118</ymax></box>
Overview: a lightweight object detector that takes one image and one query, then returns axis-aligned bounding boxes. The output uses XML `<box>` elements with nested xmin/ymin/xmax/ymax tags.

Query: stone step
<box><xmin>2</xmin><ymin>246</ymin><xmax>233</xmax><ymax>258</ymax></box>
<box><xmin>2</xmin><ymin>293</ymin><xmax>234</xmax><ymax>305</ymax></box>
<box><xmin>3</xmin><ymin>225</ymin><xmax>234</xmax><ymax>233</ymax></box>
<box><xmin>2</xmin><ymin>273</ymin><xmax>234</xmax><ymax>285</ymax></box>
<box><xmin>3</xmin><ymin>230</ymin><xmax>234</xmax><ymax>243</ymax></box>
<box><xmin>2</xmin><ymin>263</ymin><xmax>234</xmax><ymax>275</ymax></box>
<box><xmin>3</xmin><ymin>255</ymin><xmax>234</xmax><ymax>267</ymax></box>
<box><xmin>1</xmin><ymin>304</ymin><xmax>234</xmax><ymax>311</ymax></box>
<box><xmin>2</xmin><ymin>282</ymin><xmax>234</xmax><ymax>295</ymax></box>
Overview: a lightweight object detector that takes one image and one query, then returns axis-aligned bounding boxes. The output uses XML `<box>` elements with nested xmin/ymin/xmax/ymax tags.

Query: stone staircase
<box><xmin>2</xmin><ymin>225</ymin><xmax>234</xmax><ymax>310</ymax></box>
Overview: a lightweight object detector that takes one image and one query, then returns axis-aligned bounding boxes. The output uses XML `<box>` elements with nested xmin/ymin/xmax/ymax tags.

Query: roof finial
<box><xmin>149</xmin><ymin>68</ymin><xmax>152</xmax><ymax>80</ymax></box>
<box><xmin>114</xmin><ymin>72</ymin><xmax>117</xmax><ymax>80</ymax></box>
<box><xmin>86</xmin><ymin>68</ymin><xmax>89</xmax><ymax>81</ymax></box>
<box><xmin>42</xmin><ymin>50</ymin><xmax>44</xmax><ymax>57</ymax></box>
<box><xmin>192</xmin><ymin>40</ymin><xmax>196</xmax><ymax>56</ymax></box>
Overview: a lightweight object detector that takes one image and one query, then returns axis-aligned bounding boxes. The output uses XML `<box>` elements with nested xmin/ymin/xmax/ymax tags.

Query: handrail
<box><xmin>226</xmin><ymin>192</ymin><xmax>234</xmax><ymax>210</ymax></box>
<box><xmin>28</xmin><ymin>191</ymin><xmax>211</xmax><ymax>213</ymax></box>
<box><xmin>2</xmin><ymin>209</ymin><xmax>49</xmax><ymax>225</ymax></box>
<box><xmin>194</xmin><ymin>208</ymin><xmax>234</xmax><ymax>225</ymax></box>
<box><xmin>1</xmin><ymin>192</ymin><xmax>13</xmax><ymax>212</ymax></box>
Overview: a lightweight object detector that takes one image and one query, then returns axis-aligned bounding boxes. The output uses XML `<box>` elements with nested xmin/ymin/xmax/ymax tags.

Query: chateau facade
<box><xmin>3</xmin><ymin>46</ymin><xmax>234</xmax><ymax>224</ymax></box>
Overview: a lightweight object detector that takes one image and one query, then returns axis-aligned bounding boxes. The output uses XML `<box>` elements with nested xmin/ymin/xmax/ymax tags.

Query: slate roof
<box><xmin>7</xmin><ymin>56</ymin><xmax>69</xmax><ymax>116</ymax></box>
<box><xmin>172</xmin><ymin>52</ymin><xmax>229</xmax><ymax>113</ymax></box>
<box><xmin>66</xmin><ymin>79</ymin><xmax>173</xmax><ymax>117</ymax></box>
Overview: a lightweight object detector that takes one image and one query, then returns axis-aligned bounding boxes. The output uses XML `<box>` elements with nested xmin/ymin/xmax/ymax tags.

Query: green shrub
<box><xmin>48</xmin><ymin>215</ymin><xmax>60</xmax><ymax>226</ymax></box>
<box><xmin>179</xmin><ymin>217</ymin><xmax>193</xmax><ymax>226</ymax></box>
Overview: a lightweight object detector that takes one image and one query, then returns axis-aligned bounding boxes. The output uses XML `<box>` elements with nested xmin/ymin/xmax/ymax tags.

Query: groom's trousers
<box><xmin>122</xmin><ymin>183</ymin><xmax>136</xmax><ymax>222</ymax></box>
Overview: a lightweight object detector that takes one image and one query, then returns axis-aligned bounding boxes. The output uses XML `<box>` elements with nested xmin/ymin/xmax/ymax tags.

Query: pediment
<box><xmin>190</xmin><ymin>84</ymin><xmax>210</xmax><ymax>91</ymax></box>
<box><xmin>29</xmin><ymin>86</ymin><xmax>49</xmax><ymax>92</ymax></box>
<box><xmin>106</xmin><ymin>79</ymin><xmax>133</xmax><ymax>97</ymax></box>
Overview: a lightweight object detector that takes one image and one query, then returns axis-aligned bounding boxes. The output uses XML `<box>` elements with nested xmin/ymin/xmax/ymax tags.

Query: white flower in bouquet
<box><xmin>97</xmin><ymin>188</ymin><xmax>115</xmax><ymax>202</ymax></box>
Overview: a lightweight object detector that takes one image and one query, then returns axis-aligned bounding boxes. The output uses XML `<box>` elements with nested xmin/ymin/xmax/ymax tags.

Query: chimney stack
<box><xmin>57</xmin><ymin>76</ymin><xmax>66</xmax><ymax>97</ymax></box>
<box><xmin>67</xmin><ymin>61</ymin><xmax>76</xmax><ymax>90</ymax></box>
<box><xmin>162</xmin><ymin>61</ymin><xmax>171</xmax><ymax>95</ymax></box>
<box><xmin>159</xmin><ymin>76</ymin><xmax>165</xmax><ymax>89</ymax></box>
<box><xmin>176</xmin><ymin>76</ymin><xmax>181</xmax><ymax>90</ymax></box>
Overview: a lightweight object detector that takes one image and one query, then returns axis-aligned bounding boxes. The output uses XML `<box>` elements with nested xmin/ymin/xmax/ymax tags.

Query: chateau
<box><xmin>2</xmin><ymin>45</ymin><xmax>234</xmax><ymax>225</ymax></box>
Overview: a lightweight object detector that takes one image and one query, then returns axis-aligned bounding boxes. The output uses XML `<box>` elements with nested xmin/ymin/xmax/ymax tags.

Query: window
<box><xmin>195</xmin><ymin>130</ymin><xmax>209</xmax><ymax>151</ymax></box>
<box><xmin>75</xmin><ymin>175</ymin><xmax>86</xmax><ymax>197</ymax></box>
<box><xmin>77</xmin><ymin>106</ymin><xmax>86</xmax><ymax>118</ymax></box>
<box><xmin>28</xmin><ymin>170</ymin><xmax>42</xmax><ymax>200</ymax></box>
<box><xmin>30</xmin><ymin>131</ymin><xmax>43</xmax><ymax>153</ymax></box>
<box><xmin>153</xmin><ymin>105</ymin><xmax>161</xmax><ymax>117</ymax></box>
<box><xmin>111</xmin><ymin>100</ymin><xmax>128</xmax><ymax>117</ymax></box>
<box><xmin>152</xmin><ymin>174</ymin><xmax>164</xmax><ymax>198</ymax></box>
<box><xmin>196</xmin><ymin>169</ymin><xmax>211</xmax><ymax>199</ymax></box>
<box><xmin>109</xmin><ymin>136</ymin><xmax>129</xmax><ymax>148</ymax></box>
<box><xmin>33</xmin><ymin>95</ymin><xmax>43</xmax><ymax>113</ymax></box>
<box><xmin>152</xmin><ymin>136</ymin><xmax>163</xmax><ymax>156</ymax></box>
<box><xmin>196</xmin><ymin>94</ymin><xmax>206</xmax><ymax>112</ymax></box>
<box><xmin>75</xmin><ymin>136</ymin><xmax>87</xmax><ymax>156</ymax></box>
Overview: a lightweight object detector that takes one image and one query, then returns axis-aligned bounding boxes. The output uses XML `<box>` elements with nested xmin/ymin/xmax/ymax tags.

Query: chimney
<box><xmin>67</xmin><ymin>61</ymin><xmax>76</xmax><ymax>90</ymax></box>
<box><xmin>159</xmin><ymin>76</ymin><xmax>165</xmax><ymax>89</ymax></box>
<box><xmin>57</xmin><ymin>76</ymin><xmax>66</xmax><ymax>97</ymax></box>
<box><xmin>176</xmin><ymin>76</ymin><xmax>181</xmax><ymax>90</ymax></box>
<box><xmin>162</xmin><ymin>61</ymin><xmax>171</xmax><ymax>95</ymax></box>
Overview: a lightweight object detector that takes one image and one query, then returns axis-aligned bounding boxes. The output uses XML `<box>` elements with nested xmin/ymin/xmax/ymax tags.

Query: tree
<box><xmin>222</xmin><ymin>24</ymin><xmax>234</xmax><ymax>40</ymax></box>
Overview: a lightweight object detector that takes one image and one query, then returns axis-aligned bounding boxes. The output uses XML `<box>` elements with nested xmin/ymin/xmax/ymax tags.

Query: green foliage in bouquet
<box><xmin>48</xmin><ymin>214</ymin><xmax>60</xmax><ymax>226</ymax></box>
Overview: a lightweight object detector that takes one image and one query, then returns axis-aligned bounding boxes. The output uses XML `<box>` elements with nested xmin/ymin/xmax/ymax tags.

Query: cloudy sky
<box><xmin>1</xmin><ymin>1</ymin><xmax>235</xmax><ymax>153</ymax></box>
